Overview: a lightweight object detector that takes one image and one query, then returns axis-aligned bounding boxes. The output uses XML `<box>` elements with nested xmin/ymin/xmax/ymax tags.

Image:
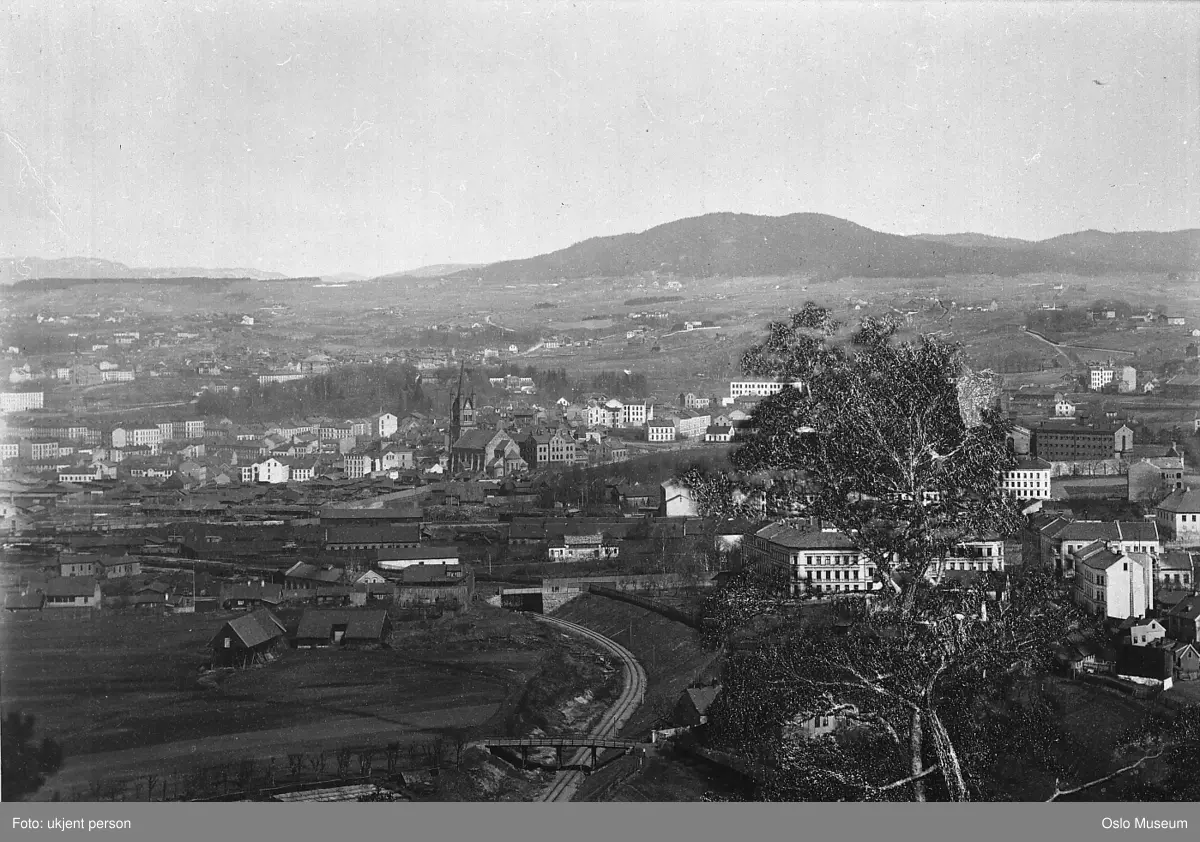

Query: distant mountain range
<box><xmin>0</xmin><ymin>257</ymin><xmax>288</xmax><ymax>285</ymax></box>
<box><xmin>419</xmin><ymin>213</ymin><xmax>1198</xmax><ymax>284</ymax></box>
<box><xmin>9</xmin><ymin>214</ymin><xmax>1197</xmax><ymax>288</ymax></box>
<box><xmin>374</xmin><ymin>263</ymin><xmax>485</xmax><ymax>280</ymax></box>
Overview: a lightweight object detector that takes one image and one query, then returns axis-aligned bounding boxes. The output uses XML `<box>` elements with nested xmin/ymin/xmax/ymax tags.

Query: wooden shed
<box><xmin>209</xmin><ymin>608</ymin><xmax>287</xmax><ymax>668</ymax></box>
<box><xmin>294</xmin><ymin>609</ymin><xmax>391</xmax><ymax>649</ymax></box>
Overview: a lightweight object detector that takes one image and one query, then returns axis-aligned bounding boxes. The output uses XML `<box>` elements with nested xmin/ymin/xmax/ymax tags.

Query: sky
<box><xmin>1</xmin><ymin>1</ymin><xmax>1197</xmax><ymax>277</ymax></box>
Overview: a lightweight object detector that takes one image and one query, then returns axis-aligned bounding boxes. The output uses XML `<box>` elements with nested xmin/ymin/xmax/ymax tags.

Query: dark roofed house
<box><xmin>43</xmin><ymin>576</ymin><xmax>101</xmax><ymax>608</ymax></box>
<box><xmin>353</xmin><ymin>581</ymin><xmax>397</xmax><ymax>604</ymax></box>
<box><xmin>672</xmin><ymin>685</ymin><xmax>722</xmax><ymax>727</ymax></box>
<box><xmin>294</xmin><ymin>609</ymin><xmax>391</xmax><ymax>649</ymax></box>
<box><xmin>1115</xmin><ymin>644</ymin><xmax>1174</xmax><ymax>685</ymax></box>
<box><xmin>393</xmin><ymin>562</ymin><xmax>464</xmax><ymax>585</ymax></box>
<box><xmin>5</xmin><ymin>590</ymin><xmax>45</xmax><ymax>611</ymax></box>
<box><xmin>1172</xmin><ymin>642</ymin><xmax>1200</xmax><ymax>681</ymax></box>
<box><xmin>322</xmin><ymin>524</ymin><xmax>421</xmax><ymax>551</ymax></box>
<box><xmin>375</xmin><ymin>546</ymin><xmax>460</xmax><ymax>569</ymax></box>
<box><xmin>284</xmin><ymin>562</ymin><xmax>346</xmax><ymax>591</ymax></box>
<box><xmin>219</xmin><ymin>582</ymin><xmax>284</xmax><ymax>611</ymax></box>
<box><xmin>1165</xmin><ymin>596</ymin><xmax>1200</xmax><ymax>644</ymax></box>
<box><xmin>209</xmin><ymin>609</ymin><xmax>286</xmax><ymax>668</ymax></box>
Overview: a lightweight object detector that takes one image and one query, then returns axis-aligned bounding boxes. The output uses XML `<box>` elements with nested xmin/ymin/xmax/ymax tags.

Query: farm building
<box><xmin>353</xmin><ymin>581</ymin><xmax>397</xmax><ymax>604</ymax></box>
<box><xmin>376</xmin><ymin>546</ymin><xmax>460</xmax><ymax>569</ymax></box>
<box><xmin>219</xmin><ymin>582</ymin><xmax>284</xmax><ymax>611</ymax></box>
<box><xmin>5</xmin><ymin>590</ymin><xmax>45</xmax><ymax>611</ymax></box>
<box><xmin>209</xmin><ymin>609</ymin><xmax>287</xmax><ymax>668</ymax></box>
<box><xmin>43</xmin><ymin>576</ymin><xmax>102</xmax><ymax>609</ymax></box>
<box><xmin>294</xmin><ymin>609</ymin><xmax>391</xmax><ymax>648</ymax></box>
<box><xmin>284</xmin><ymin>562</ymin><xmax>346</xmax><ymax>591</ymax></box>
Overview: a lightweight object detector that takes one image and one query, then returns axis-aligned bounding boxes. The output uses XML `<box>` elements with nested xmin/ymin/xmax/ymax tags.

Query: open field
<box><xmin>0</xmin><ymin>605</ymin><xmax>573</xmax><ymax>798</ymax></box>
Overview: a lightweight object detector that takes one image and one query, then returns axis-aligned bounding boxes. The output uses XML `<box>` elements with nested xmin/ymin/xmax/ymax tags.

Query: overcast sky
<box><xmin>2</xmin><ymin>1</ymin><xmax>1197</xmax><ymax>277</ymax></box>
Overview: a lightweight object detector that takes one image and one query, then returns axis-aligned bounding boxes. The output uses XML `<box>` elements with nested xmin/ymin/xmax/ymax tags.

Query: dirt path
<box><xmin>36</xmin><ymin>703</ymin><xmax>498</xmax><ymax>798</ymax></box>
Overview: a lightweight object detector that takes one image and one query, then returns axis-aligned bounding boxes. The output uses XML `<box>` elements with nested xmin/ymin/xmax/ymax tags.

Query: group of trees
<box><xmin>679</xmin><ymin>303</ymin><xmax>1193</xmax><ymax>802</ymax></box>
<box><xmin>196</xmin><ymin>362</ymin><xmax>430</xmax><ymax>421</ymax></box>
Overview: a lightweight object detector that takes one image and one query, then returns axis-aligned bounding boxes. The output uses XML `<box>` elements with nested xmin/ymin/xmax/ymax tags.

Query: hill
<box><xmin>910</xmin><ymin>233</ymin><xmax>1033</xmax><ymax>250</ymax></box>
<box><xmin>0</xmin><ymin>257</ymin><xmax>287</xmax><ymax>285</ymax></box>
<box><xmin>432</xmin><ymin>212</ymin><xmax>1199</xmax><ymax>284</ymax></box>
<box><xmin>375</xmin><ymin>263</ymin><xmax>484</xmax><ymax>280</ymax></box>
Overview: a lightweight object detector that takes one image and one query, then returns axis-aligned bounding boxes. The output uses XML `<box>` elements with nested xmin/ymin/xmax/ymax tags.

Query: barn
<box><xmin>294</xmin><ymin>609</ymin><xmax>391</xmax><ymax>649</ymax></box>
<box><xmin>209</xmin><ymin>609</ymin><xmax>287</xmax><ymax>668</ymax></box>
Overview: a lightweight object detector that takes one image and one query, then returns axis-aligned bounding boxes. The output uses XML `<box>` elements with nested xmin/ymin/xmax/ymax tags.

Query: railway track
<box><xmin>532</xmin><ymin>614</ymin><xmax>648</xmax><ymax>803</ymax></box>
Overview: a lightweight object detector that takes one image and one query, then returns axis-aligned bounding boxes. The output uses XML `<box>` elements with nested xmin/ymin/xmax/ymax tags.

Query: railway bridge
<box><xmin>479</xmin><ymin>736</ymin><xmax>646</xmax><ymax>771</ymax></box>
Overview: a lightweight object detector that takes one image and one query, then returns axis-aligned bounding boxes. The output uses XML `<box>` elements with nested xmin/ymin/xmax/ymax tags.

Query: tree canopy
<box><xmin>675</xmin><ymin>305</ymin><xmax>1137</xmax><ymax>802</ymax></box>
<box><xmin>2</xmin><ymin>710</ymin><xmax>64</xmax><ymax>801</ymax></box>
<box><xmin>682</xmin><ymin>304</ymin><xmax>1022</xmax><ymax>606</ymax></box>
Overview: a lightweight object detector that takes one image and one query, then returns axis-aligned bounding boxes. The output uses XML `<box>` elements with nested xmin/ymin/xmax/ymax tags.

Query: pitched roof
<box><xmin>219</xmin><ymin>582</ymin><xmax>284</xmax><ymax>604</ymax></box>
<box><xmin>754</xmin><ymin>522</ymin><xmax>856</xmax><ymax>550</ymax></box>
<box><xmin>394</xmin><ymin>563</ymin><xmax>461</xmax><ymax>584</ymax></box>
<box><xmin>44</xmin><ymin>577</ymin><xmax>99</xmax><ymax>598</ymax></box>
<box><xmin>1165</xmin><ymin>596</ymin><xmax>1200</xmax><ymax>623</ymax></box>
<box><xmin>1159</xmin><ymin>550</ymin><xmax>1196</xmax><ymax>572</ymax></box>
<box><xmin>323</xmin><ymin>524</ymin><xmax>421</xmax><ymax>545</ymax></box>
<box><xmin>451</xmin><ymin>429</ymin><xmax>504</xmax><ymax>451</ymax></box>
<box><xmin>1057</xmin><ymin>521</ymin><xmax>1159</xmax><ymax>543</ymax></box>
<box><xmin>285</xmin><ymin>563</ymin><xmax>345</xmax><ymax>584</ymax></box>
<box><xmin>1158</xmin><ymin>488</ymin><xmax>1200</xmax><ymax>514</ymax></box>
<box><xmin>6</xmin><ymin>591</ymin><xmax>45</xmax><ymax>609</ymax></box>
<box><xmin>681</xmin><ymin>685</ymin><xmax>721</xmax><ymax>716</ymax></box>
<box><xmin>375</xmin><ymin>546</ymin><xmax>459</xmax><ymax>562</ymax></box>
<box><xmin>295</xmin><ymin>609</ymin><xmax>389</xmax><ymax>641</ymax></box>
<box><xmin>212</xmin><ymin>609</ymin><xmax>286</xmax><ymax>649</ymax></box>
<box><xmin>1072</xmin><ymin>541</ymin><xmax>1126</xmax><ymax>571</ymax></box>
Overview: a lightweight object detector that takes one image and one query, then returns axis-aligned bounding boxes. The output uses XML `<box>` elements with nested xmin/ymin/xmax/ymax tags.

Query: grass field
<box><xmin>0</xmin><ymin>604</ymin><xmax>579</xmax><ymax>799</ymax></box>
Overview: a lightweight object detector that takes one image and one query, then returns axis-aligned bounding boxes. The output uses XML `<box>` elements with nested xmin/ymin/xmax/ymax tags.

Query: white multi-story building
<box><xmin>111</xmin><ymin>425</ymin><xmax>163</xmax><ymax>449</ymax></box>
<box><xmin>928</xmin><ymin>539</ymin><xmax>1005</xmax><ymax>582</ymax></box>
<box><xmin>1001</xmin><ymin>457</ymin><xmax>1053</xmax><ymax>500</ymax></box>
<box><xmin>673</xmin><ymin>411</ymin><xmax>711</xmax><ymax>440</ymax></box>
<box><xmin>1156</xmin><ymin>489</ymin><xmax>1200</xmax><ymax>543</ymax></box>
<box><xmin>744</xmin><ymin>523</ymin><xmax>879</xmax><ymax>597</ymax></box>
<box><xmin>377</xmin><ymin>412</ymin><xmax>398</xmax><ymax>439</ymax></box>
<box><xmin>1073</xmin><ymin>541</ymin><xmax>1152</xmax><ymax>620</ymax></box>
<box><xmin>0</xmin><ymin>391</ymin><xmax>45</xmax><ymax>412</ymax></box>
<box><xmin>251</xmin><ymin>457</ymin><xmax>291</xmax><ymax>484</ymax></box>
<box><xmin>101</xmin><ymin>369</ymin><xmax>135</xmax><ymax>382</ymax></box>
<box><xmin>621</xmin><ymin>402</ymin><xmax>649</xmax><ymax>427</ymax></box>
<box><xmin>647</xmin><ymin>421</ymin><xmax>676</xmax><ymax>443</ymax></box>
<box><xmin>1089</xmin><ymin>365</ymin><xmax>1137</xmax><ymax>393</ymax></box>
<box><xmin>728</xmin><ymin>379</ymin><xmax>804</xmax><ymax>400</ymax></box>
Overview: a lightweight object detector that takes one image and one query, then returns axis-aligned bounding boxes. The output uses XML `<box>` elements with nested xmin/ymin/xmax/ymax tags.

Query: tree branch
<box><xmin>1044</xmin><ymin>748</ymin><xmax>1164</xmax><ymax>802</ymax></box>
<box><xmin>877</xmin><ymin>764</ymin><xmax>942</xmax><ymax>792</ymax></box>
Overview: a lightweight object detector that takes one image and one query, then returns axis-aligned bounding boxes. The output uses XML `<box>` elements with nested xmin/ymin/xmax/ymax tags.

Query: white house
<box><xmin>251</xmin><ymin>457</ymin><xmax>291</xmax><ymax>484</ymax></box>
<box><xmin>376</xmin><ymin>413</ymin><xmax>399</xmax><ymax>439</ymax></box>
<box><xmin>1156</xmin><ymin>488</ymin><xmax>1200</xmax><ymax>542</ymax></box>
<box><xmin>1001</xmin><ymin>457</ymin><xmax>1052</xmax><ymax>500</ymax></box>
<box><xmin>728</xmin><ymin>379</ymin><xmax>804</xmax><ymax>400</ymax></box>
<box><xmin>743</xmin><ymin>522</ymin><xmax>879</xmax><ymax>598</ymax></box>
<box><xmin>660</xmin><ymin>481</ymin><xmax>699</xmax><ymax>518</ymax></box>
<box><xmin>1130</xmin><ymin>619</ymin><xmax>1166</xmax><ymax>647</ymax></box>
<box><xmin>1072</xmin><ymin>541</ymin><xmax>1152</xmax><ymax>620</ymax></box>
<box><xmin>547</xmin><ymin>534</ymin><xmax>619</xmax><ymax>562</ymax></box>
<box><xmin>647</xmin><ymin>421</ymin><xmax>676</xmax><ymax>443</ymax></box>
